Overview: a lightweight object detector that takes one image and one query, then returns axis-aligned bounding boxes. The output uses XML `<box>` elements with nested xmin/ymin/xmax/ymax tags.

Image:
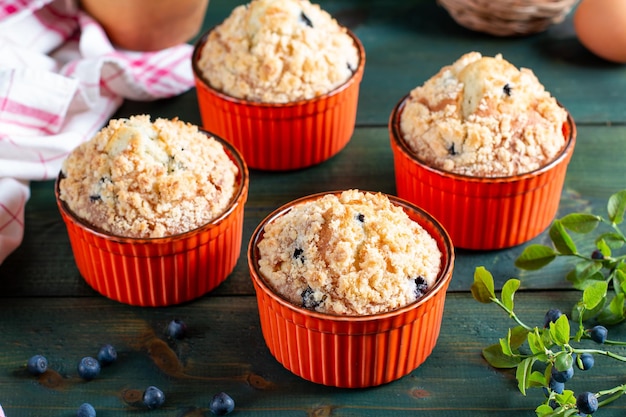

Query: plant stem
<box><xmin>491</xmin><ymin>298</ymin><xmax>533</xmax><ymax>331</ymax></box>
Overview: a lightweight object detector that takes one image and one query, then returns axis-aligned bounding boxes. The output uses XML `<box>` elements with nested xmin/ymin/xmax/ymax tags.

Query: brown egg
<box><xmin>574</xmin><ymin>0</ymin><xmax>626</xmax><ymax>64</ymax></box>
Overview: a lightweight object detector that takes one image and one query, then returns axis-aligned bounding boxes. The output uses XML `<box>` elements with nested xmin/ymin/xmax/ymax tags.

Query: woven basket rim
<box><xmin>437</xmin><ymin>0</ymin><xmax>578</xmax><ymax>36</ymax></box>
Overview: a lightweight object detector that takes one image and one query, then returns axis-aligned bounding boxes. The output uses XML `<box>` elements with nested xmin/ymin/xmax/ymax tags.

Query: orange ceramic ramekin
<box><xmin>192</xmin><ymin>29</ymin><xmax>366</xmax><ymax>171</ymax></box>
<box><xmin>247</xmin><ymin>192</ymin><xmax>455</xmax><ymax>388</ymax></box>
<box><xmin>389</xmin><ymin>95</ymin><xmax>577</xmax><ymax>250</ymax></box>
<box><xmin>55</xmin><ymin>132</ymin><xmax>249</xmax><ymax>307</ymax></box>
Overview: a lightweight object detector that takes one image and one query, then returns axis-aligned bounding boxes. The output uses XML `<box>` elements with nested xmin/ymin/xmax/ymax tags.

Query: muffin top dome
<box><xmin>196</xmin><ymin>0</ymin><xmax>360</xmax><ymax>103</ymax></box>
<box><xmin>59</xmin><ymin>115</ymin><xmax>239</xmax><ymax>238</ymax></box>
<box><xmin>400</xmin><ymin>52</ymin><xmax>568</xmax><ymax>177</ymax></box>
<box><xmin>256</xmin><ymin>190</ymin><xmax>442</xmax><ymax>315</ymax></box>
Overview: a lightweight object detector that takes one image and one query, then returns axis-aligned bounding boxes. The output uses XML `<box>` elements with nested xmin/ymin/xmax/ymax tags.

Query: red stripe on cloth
<box><xmin>0</xmin><ymin>96</ymin><xmax>63</xmax><ymax>134</ymax></box>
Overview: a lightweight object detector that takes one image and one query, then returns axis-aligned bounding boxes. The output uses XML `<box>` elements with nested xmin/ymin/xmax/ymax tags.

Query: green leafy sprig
<box><xmin>515</xmin><ymin>190</ymin><xmax>626</xmax><ymax>325</ymax></box>
<box><xmin>472</xmin><ymin>266</ymin><xmax>626</xmax><ymax>416</ymax></box>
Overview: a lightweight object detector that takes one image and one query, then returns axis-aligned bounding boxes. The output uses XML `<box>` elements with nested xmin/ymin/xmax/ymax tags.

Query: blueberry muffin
<box><xmin>400</xmin><ymin>52</ymin><xmax>568</xmax><ymax>177</ymax></box>
<box><xmin>196</xmin><ymin>0</ymin><xmax>360</xmax><ymax>103</ymax></box>
<box><xmin>256</xmin><ymin>190</ymin><xmax>442</xmax><ymax>315</ymax></box>
<box><xmin>58</xmin><ymin>115</ymin><xmax>239</xmax><ymax>238</ymax></box>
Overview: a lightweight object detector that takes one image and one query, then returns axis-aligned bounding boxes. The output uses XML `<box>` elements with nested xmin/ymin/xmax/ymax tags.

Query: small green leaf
<box><xmin>499</xmin><ymin>336</ymin><xmax>513</xmax><ymax>356</ymax></box>
<box><xmin>549</xmin><ymin>220</ymin><xmax>577</xmax><ymax>255</ymax></box>
<box><xmin>482</xmin><ymin>343</ymin><xmax>521</xmax><ymax>369</ymax></box>
<box><xmin>565</xmin><ymin>260</ymin><xmax>604</xmax><ymax>290</ymax></box>
<box><xmin>528</xmin><ymin>329</ymin><xmax>546</xmax><ymax>355</ymax></box>
<box><xmin>559</xmin><ymin>213</ymin><xmax>600</xmax><ymax>233</ymax></box>
<box><xmin>515</xmin><ymin>245</ymin><xmax>558</xmax><ymax>270</ymax></box>
<box><xmin>582</xmin><ymin>280</ymin><xmax>608</xmax><ymax>310</ymax></box>
<box><xmin>501</xmin><ymin>279</ymin><xmax>521</xmax><ymax>312</ymax></box>
<box><xmin>509</xmin><ymin>325</ymin><xmax>530</xmax><ymax>350</ymax></box>
<box><xmin>516</xmin><ymin>357</ymin><xmax>536</xmax><ymax>395</ymax></box>
<box><xmin>598</xmin><ymin>293</ymin><xmax>626</xmax><ymax>325</ymax></box>
<box><xmin>596</xmin><ymin>239</ymin><xmax>612</xmax><ymax>258</ymax></box>
<box><xmin>471</xmin><ymin>266</ymin><xmax>496</xmax><ymax>303</ymax></box>
<box><xmin>549</xmin><ymin>315</ymin><xmax>571</xmax><ymax>346</ymax></box>
<box><xmin>528</xmin><ymin>370</ymin><xmax>547</xmax><ymax>388</ymax></box>
<box><xmin>596</xmin><ymin>232</ymin><xmax>626</xmax><ymax>249</ymax></box>
<box><xmin>608</xmin><ymin>190</ymin><xmax>626</xmax><ymax>224</ymax></box>
<box><xmin>535</xmin><ymin>404</ymin><xmax>554</xmax><ymax>417</ymax></box>
<box><xmin>554</xmin><ymin>352</ymin><xmax>573</xmax><ymax>372</ymax></box>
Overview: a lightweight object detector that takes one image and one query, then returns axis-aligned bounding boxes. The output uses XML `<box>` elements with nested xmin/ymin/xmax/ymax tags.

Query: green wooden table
<box><xmin>2</xmin><ymin>0</ymin><xmax>626</xmax><ymax>415</ymax></box>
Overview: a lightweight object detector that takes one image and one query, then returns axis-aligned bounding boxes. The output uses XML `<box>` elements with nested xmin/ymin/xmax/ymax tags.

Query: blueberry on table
<box><xmin>576</xmin><ymin>391</ymin><xmax>599</xmax><ymax>415</ymax></box>
<box><xmin>166</xmin><ymin>319</ymin><xmax>187</xmax><ymax>339</ymax></box>
<box><xmin>589</xmin><ymin>325</ymin><xmax>608</xmax><ymax>344</ymax></box>
<box><xmin>97</xmin><ymin>344</ymin><xmax>117</xmax><ymax>365</ymax></box>
<box><xmin>209</xmin><ymin>392</ymin><xmax>235</xmax><ymax>415</ymax></box>
<box><xmin>26</xmin><ymin>354</ymin><xmax>48</xmax><ymax>375</ymax></box>
<box><xmin>143</xmin><ymin>386</ymin><xmax>165</xmax><ymax>409</ymax></box>
<box><xmin>576</xmin><ymin>353</ymin><xmax>595</xmax><ymax>371</ymax></box>
<box><xmin>77</xmin><ymin>356</ymin><xmax>101</xmax><ymax>380</ymax></box>
<box><xmin>77</xmin><ymin>402</ymin><xmax>96</xmax><ymax>417</ymax></box>
<box><xmin>543</xmin><ymin>308</ymin><xmax>563</xmax><ymax>328</ymax></box>
<box><xmin>551</xmin><ymin>365</ymin><xmax>574</xmax><ymax>383</ymax></box>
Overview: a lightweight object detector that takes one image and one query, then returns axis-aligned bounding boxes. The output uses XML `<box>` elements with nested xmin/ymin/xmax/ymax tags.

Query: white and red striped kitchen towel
<box><xmin>0</xmin><ymin>0</ymin><xmax>196</xmax><ymax>265</ymax></box>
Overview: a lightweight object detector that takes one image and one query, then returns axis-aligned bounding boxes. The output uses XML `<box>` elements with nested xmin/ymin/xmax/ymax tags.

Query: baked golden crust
<box><xmin>257</xmin><ymin>190</ymin><xmax>441</xmax><ymax>316</ymax></box>
<box><xmin>59</xmin><ymin>115</ymin><xmax>238</xmax><ymax>238</ymax></box>
<box><xmin>400</xmin><ymin>52</ymin><xmax>568</xmax><ymax>177</ymax></box>
<box><xmin>197</xmin><ymin>0</ymin><xmax>359</xmax><ymax>103</ymax></box>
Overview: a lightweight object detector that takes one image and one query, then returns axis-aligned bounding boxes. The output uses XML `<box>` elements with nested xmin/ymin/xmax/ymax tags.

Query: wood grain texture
<box><xmin>2</xmin><ymin>0</ymin><xmax>626</xmax><ymax>415</ymax></box>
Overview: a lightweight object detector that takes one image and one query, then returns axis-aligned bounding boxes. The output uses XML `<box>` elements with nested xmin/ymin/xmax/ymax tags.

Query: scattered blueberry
<box><xmin>591</xmin><ymin>249</ymin><xmax>604</xmax><ymax>260</ymax></box>
<box><xmin>544</xmin><ymin>308</ymin><xmax>563</xmax><ymax>328</ymax></box>
<box><xmin>209</xmin><ymin>392</ymin><xmax>235</xmax><ymax>415</ymax></box>
<box><xmin>503</xmin><ymin>83</ymin><xmax>513</xmax><ymax>97</ymax></box>
<box><xmin>97</xmin><ymin>344</ymin><xmax>117</xmax><ymax>365</ymax></box>
<box><xmin>77</xmin><ymin>402</ymin><xmax>96</xmax><ymax>417</ymax></box>
<box><xmin>26</xmin><ymin>354</ymin><xmax>48</xmax><ymax>375</ymax></box>
<box><xmin>166</xmin><ymin>319</ymin><xmax>187</xmax><ymax>340</ymax></box>
<box><xmin>551</xmin><ymin>365</ymin><xmax>574</xmax><ymax>383</ymax></box>
<box><xmin>589</xmin><ymin>325</ymin><xmax>608</xmax><ymax>344</ymax></box>
<box><xmin>143</xmin><ymin>386</ymin><xmax>166</xmax><ymax>409</ymax></box>
<box><xmin>576</xmin><ymin>353</ymin><xmax>595</xmax><ymax>371</ymax></box>
<box><xmin>576</xmin><ymin>391</ymin><xmax>599</xmax><ymax>415</ymax></box>
<box><xmin>549</xmin><ymin>377</ymin><xmax>565</xmax><ymax>394</ymax></box>
<box><xmin>77</xmin><ymin>356</ymin><xmax>101</xmax><ymax>380</ymax></box>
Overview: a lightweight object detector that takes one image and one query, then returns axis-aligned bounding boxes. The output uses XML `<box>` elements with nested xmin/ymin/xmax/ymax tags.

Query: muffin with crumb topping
<box><xmin>389</xmin><ymin>52</ymin><xmax>576</xmax><ymax>249</ymax></box>
<box><xmin>59</xmin><ymin>115</ymin><xmax>238</xmax><ymax>238</ymax></box>
<box><xmin>256</xmin><ymin>190</ymin><xmax>442</xmax><ymax>316</ymax></box>
<box><xmin>248</xmin><ymin>190</ymin><xmax>454</xmax><ymax>387</ymax></box>
<box><xmin>56</xmin><ymin>115</ymin><xmax>249</xmax><ymax>306</ymax></box>
<box><xmin>192</xmin><ymin>0</ymin><xmax>366</xmax><ymax>170</ymax></box>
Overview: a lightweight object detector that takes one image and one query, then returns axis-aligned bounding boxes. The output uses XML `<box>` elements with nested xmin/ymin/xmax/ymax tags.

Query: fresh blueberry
<box><xmin>209</xmin><ymin>392</ymin><xmax>235</xmax><ymax>415</ymax></box>
<box><xmin>544</xmin><ymin>308</ymin><xmax>563</xmax><ymax>328</ymax></box>
<box><xmin>576</xmin><ymin>391</ymin><xmax>599</xmax><ymax>415</ymax></box>
<box><xmin>549</xmin><ymin>377</ymin><xmax>565</xmax><ymax>394</ymax></box>
<box><xmin>26</xmin><ymin>354</ymin><xmax>48</xmax><ymax>375</ymax></box>
<box><xmin>589</xmin><ymin>325</ymin><xmax>608</xmax><ymax>344</ymax></box>
<box><xmin>77</xmin><ymin>402</ymin><xmax>96</xmax><ymax>417</ymax></box>
<box><xmin>77</xmin><ymin>356</ymin><xmax>101</xmax><ymax>380</ymax></box>
<box><xmin>591</xmin><ymin>249</ymin><xmax>604</xmax><ymax>260</ymax></box>
<box><xmin>143</xmin><ymin>386</ymin><xmax>165</xmax><ymax>409</ymax></box>
<box><xmin>551</xmin><ymin>365</ymin><xmax>574</xmax><ymax>383</ymax></box>
<box><xmin>576</xmin><ymin>353</ymin><xmax>595</xmax><ymax>371</ymax></box>
<box><xmin>97</xmin><ymin>344</ymin><xmax>117</xmax><ymax>365</ymax></box>
<box><xmin>167</xmin><ymin>319</ymin><xmax>187</xmax><ymax>339</ymax></box>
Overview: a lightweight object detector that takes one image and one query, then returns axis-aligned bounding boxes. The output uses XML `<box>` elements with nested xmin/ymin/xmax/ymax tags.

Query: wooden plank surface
<box><xmin>4</xmin><ymin>292</ymin><xmax>626</xmax><ymax>416</ymax></box>
<box><xmin>2</xmin><ymin>0</ymin><xmax>626</xmax><ymax>415</ymax></box>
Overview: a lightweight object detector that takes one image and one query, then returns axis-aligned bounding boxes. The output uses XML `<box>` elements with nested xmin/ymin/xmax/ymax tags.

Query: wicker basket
<box><xmin>437</xmin><ymin>0</ymin><xmax>578</xmax><ymax>36</ymax></box>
